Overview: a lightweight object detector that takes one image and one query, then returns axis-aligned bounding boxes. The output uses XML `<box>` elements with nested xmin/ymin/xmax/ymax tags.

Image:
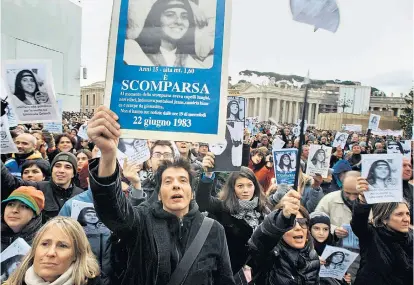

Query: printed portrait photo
<box><xmin>124</xmin><ymin>0</ymin><xmax>217</xmax><ymax>68</ymax></box>
<box><xmin>6</xmin><ymin>67</ymin><xmax>50</xmax><ymax>107</ymax></box>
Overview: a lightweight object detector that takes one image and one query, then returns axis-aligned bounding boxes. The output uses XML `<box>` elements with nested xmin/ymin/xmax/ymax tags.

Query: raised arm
<box><xmin>248</xmin><ymin>190</ymin><xmax>300</xmax><ymax>266</ymax></box>
<box><xmin>196</xmin><ymin>153</ymin><xmax>227</xmax><ymax>213</ymax></box>
<box><xmin>1</xmin><ymin>162</ymin><xmax>37</xmax><ymax>198</ymax></box>
<box><xmin>87</xmin><ymin>106</ymin><xmax>141</xmax><ymax>237</ymax></box>
<box><xmin>350</xmin><ymin>177</ymin><xmax>373</xmax><ymax>241</ymax></box>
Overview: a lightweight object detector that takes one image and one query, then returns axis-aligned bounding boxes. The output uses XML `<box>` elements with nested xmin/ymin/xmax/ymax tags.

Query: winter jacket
<box><xmin>248</xmin><ymin>210</ymin><xmax>320</xmax><ymax>285</ymax></box>
<box><xmin>1</xmin><ymin>162</ymin><xmax>83</xmax><ymax>223</ymax></box>
<box><xmin>301</xmin><ymin>184</ymin><xmax>324</xmax><ymax>213</ymax></box>
<box><xmin>88</xmin><ymin>158</ymin><xmax>235</xmax><ymax>285</ymax></box>
<box><xmin>248</xmin><ymin>161</ymin><xmax>275</xmax><ymax>193</ymax></box>
<box><xmin>351</xmin><ymin>203</ymin><xmax>413</xmax><ymax>285</ymax></box>
<box><xmin>1</xmin><ymin>215</ymin><xmax>43</xmax><ymax>251</ymax></box>
<box><xmin>5</xmin><ymin>151</ymin><xmax>46</xmax><ymax>178</ymax></box>
<box><xmin>315</xmin><ymin>191</ymin><xmax>352</xmax><ymax>235</ymax></box>
<box><xmin>196</xmin><ymin>175</ymin><xmax>268</xmax><ymax>274</ymax></box>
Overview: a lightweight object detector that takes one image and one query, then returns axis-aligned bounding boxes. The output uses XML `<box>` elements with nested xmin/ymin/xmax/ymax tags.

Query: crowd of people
<box><xmin>0</xmin><ymin>105</ymin><xmax>412</xmax><ymax>285</ymax></box>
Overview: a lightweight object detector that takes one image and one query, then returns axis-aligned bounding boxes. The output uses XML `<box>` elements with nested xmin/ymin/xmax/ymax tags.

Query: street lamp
<box><xmin>336</xmin><ymin>98</ymin><xmax>353</xmax><ymax>112</ymax></box>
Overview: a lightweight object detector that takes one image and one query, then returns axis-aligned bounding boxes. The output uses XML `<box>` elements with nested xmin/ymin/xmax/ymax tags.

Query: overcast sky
<box><xmin>80</xmin><ymin>0</ymin><xmax>413</xmax><ymax>95</ymax></box>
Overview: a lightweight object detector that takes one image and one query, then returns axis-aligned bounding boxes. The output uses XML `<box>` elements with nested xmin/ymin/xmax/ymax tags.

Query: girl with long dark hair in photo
<box><xmin>197</xmin><ymin>162</ymin><xmax>270</xmax><ymax>279</ymax></box>
<box><xmin>13</xmin><ymin>70</ymin><xmax>41</xmax><ymax>106</ymax></box>
<box><xmin>311</xmin><ymin>148</ymin><xmax>327</xmax><ymax>168</ymax></box>
<box><xmin>278</xmin><ymin>153</ymin><xmax>294</xmax><ymax>172</ymax></box>
<box><xmin>366</xmin><ymin>160</ymin><xmax>393</xmax><ymax>189</ymax></box>
<box><xmin>125</xmin><ymin>0</ymin><xmax>212</xmax><ymax>68</ymax></box>
<box><xmin>227</xmin><ymin>100</ymin><xmax>241</xmax><ymax>121</ymax></box>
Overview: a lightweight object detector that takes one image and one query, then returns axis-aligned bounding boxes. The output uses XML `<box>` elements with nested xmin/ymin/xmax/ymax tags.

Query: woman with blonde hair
<box><xmin>4</xmin><ymin>216</ymin><xmax>100</xmax><ymax>285</ymax></box>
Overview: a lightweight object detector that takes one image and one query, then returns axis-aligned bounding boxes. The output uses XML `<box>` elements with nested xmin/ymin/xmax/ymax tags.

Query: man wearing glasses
<box><xmin>142</xmin><ymin>140</ymin><xmax>175</xmax><ymax>201</ymax></box>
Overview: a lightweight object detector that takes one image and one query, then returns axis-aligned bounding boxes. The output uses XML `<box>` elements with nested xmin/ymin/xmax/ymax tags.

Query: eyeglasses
<box><xmin>152</xmin><ymin>152</ymin><xmax>173</xmax><ymax>159</ymax></box>
<box><xmin>295</xmin><ymin>218</ymin><xmax>308</xmax><ymax>229</ymax></box>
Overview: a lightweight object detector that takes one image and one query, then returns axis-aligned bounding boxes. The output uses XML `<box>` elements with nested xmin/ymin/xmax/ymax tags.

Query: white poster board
<box><xmin>368</xmin><ymin>114</ymin><xmax>380</xmax><ymax>131</ymax></box>
<box><xmin>361</xmin><ymin>154</ymin><xmax>403</xmax><ymax>204</ymax></box>
<box><xmin>319</xmin><ymin>246</ymin><xmax>359</xmax><ymax>280</ymax></box>
<box><xmin>306</xmin><ymin>144</ymin><xmax>332</xmax><ymax>178</ymax></box>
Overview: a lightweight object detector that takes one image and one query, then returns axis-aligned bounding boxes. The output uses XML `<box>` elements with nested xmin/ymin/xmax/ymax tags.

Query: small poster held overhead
<box><xmin>361</xmin><ymin>154</ymin><xmax>403</xmax><ymax>204</ymax></box>
<box><xmin>209</xmin><ymin>96</ymin><xmax>245</xmax><ymax>172</ymax></box>
<box><xmin>332</xmin><ymin>132</ymin><xmax>348</xmax><ymax>149</ymax></box>
<box><xmin>368</xmin><ymin>114</ymin><xmax>380</xmax><ymax>131</ymax></box>
<box><xmin>319</xmin><ymin>246</ymin><xmax>359</xmax><ymax>280</ymax></box>
<box><xmin>306</xmin><ymin>144</ymin><xmax>332</xmax><ymax>178</ymax></box>
<box><xmin>118</xmin><ymin>138</ymin><xmax>151</xmax><ymax>165</ymax></box>
<box><xmin>3</xmin><ymin>60</ymin><xmax>60</xmax><ymax>123</ymax></box>
<box><xmin>273</xmin><ymin>148</ymin><xmax>298</xmax><ymax>186</ymax></box>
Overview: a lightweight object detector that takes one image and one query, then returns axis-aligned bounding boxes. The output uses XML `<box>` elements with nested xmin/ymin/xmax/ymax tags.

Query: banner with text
<box><xmin>105</xmin><ymin>0</ymin><xmax>232</xmax><ymax>142</ymax></box>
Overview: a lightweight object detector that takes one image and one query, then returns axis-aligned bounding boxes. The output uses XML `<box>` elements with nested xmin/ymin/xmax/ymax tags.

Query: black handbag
<box><xmin>166</xmin><ymin>217</ymin><xmax>214</xmax><ymax>285</ymax></box>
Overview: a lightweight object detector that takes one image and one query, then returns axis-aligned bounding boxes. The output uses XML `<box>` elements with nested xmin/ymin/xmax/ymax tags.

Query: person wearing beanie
<box><xmin>1</xmin><ymin>151</ymin><xmax>83</xmax><ymax>223</ymax></box>
<box><xmin>1</xmin><ymin>187</ymin><xmax>45</xmax><ymax>250</ymax></box>
<box><xmin>310</xmin><ymin>212</ymin><xmax>351</xmax><ymax>285</ymax></box>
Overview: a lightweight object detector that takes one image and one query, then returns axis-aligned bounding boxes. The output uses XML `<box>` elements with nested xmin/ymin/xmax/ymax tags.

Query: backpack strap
<box><xmin>167</xmin><ymin>217</ymin><xmax>214</xmax><ymax>285</ymax></box>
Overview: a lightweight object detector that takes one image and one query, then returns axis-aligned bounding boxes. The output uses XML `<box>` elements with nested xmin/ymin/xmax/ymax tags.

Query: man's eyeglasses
<box><xmin>152</xmin><ymin>152</ymin><xmax>173</xmax><ymax>159</ymax></box>
<box><xmin>295</xmin><ymin>218</ymin><xmax>308</xmax><ymax>229</ymax></box>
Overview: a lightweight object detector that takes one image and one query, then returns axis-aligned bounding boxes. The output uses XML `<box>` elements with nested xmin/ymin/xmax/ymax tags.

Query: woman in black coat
<box><xmin>248</xmin><ymin>192</ymin><xmax>320</xmax><ymax>285</ymax></box>
<box><xmin>352</xmin><ymin>178</ymin><xmax>413</xmax><ymax>285</ymax></box>
<box><xmin>196</xmin><ymin>163</ymin><xmax>270</xmax><ymax>275</ymax></box>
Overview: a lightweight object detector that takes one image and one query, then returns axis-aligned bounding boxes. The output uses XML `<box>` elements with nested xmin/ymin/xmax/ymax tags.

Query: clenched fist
<box><xmin>280</xmin><ymin>190</ymin><xmax>301</xmax><ymax>218</ymax></box>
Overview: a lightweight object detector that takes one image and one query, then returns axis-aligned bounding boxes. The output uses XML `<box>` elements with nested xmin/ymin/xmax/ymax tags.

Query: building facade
<box><xmin>80</xmin><ymin>81</ymin><xmax>105</xmax><ymax>113</ymax></box>
<box><xmin>237</xmin><ymin>83</ymin><xmax>407</xmax><ymax>124</ymax></box>
<box><xmin>1</xmin><ymin>0</ymin><xmax>82</xmax><ymax>111</ymax></box>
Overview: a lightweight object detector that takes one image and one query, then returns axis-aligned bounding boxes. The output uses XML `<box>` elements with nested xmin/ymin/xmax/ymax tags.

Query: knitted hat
<box><xmin>51</xmin><ymin>152</ymin><xmax>78</xmax><ymax>174</ymax></box>
<box><xmin>199</xmin><ymin>143</ymin><xmax>209</xmax><ymax>148</ymax></box>
<box><xmin>309</xmin><ymin>211</ymin><xmax>331</xmax><ymax>229</ymax></box>
<box><xmin>2</xmin><ymin>186</ymin><xmax>45</xmax><ymax>215</ymax></box>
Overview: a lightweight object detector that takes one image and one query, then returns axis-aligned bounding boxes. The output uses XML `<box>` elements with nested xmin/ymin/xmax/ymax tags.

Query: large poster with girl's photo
<box><xmin>361</xmin><ymin>154</ymin><xmax>403</xmax><ymax>204</ymax></box>
<box><xmin>306</xmin><ymin>144</ymin><xmax>332</xmax><ymax>178</ymax></box>
<box><xmin>2</xmin><ymin>60</ymin><xmax>60</xmax><ymax>123</ymax></box>
<box><xmin>105</xmin><ymin>0</ymin><xmax>232</xmax><ymax>142</ymax></box>
<box><xmin>273</xmin><ymin>148</ymin><xmax>298</xmax><ymax>186</ymax></box>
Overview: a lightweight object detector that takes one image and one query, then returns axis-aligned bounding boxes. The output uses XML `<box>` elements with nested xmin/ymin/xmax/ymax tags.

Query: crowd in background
<box><xmin>1</xmin><ymin>106</ymin><xmax>413</xmax><ymax>285</ymax></box>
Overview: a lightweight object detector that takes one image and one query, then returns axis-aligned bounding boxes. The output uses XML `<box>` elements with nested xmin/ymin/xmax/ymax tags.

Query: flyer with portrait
<box><xmin>105</xmin><ymin>0</ymin><xmax>232</xmax><ymax>142</ymax></box>
<box><xmin>319</xmin><ymin>246</ymin><xmax>358</xmax><ymax>280</ymax></box>
<box><xmin>2</xmin><ymin>60</ymin><xmax>60</xmax><ymax>123</ymax></box>
<box><xmin>273</xmin><ymin>148</ymin><xmax>298</xmax><ymax>186</ymax></box>
<box><xmin>118</xmin><ymin>138</ymin><xmax>151</xmax><ymax>165</ymax></box>
<box><xmin>0</xmin><ymin>114</ymin><xmax>18</xmax><ymax>154</ymax></box>
<box><xmin>0</xmin><ymin>238</ymin><xmax>30</xmax><ymax>282</ymax></box>
<box><xmin>368</xmin><ymin>114</ymin><xmax>380</xmax><ymax>131</ymax></box>
<box><xmin>71</xmin><ymin>200</ymin><xmax>109</xmax><ymax>235</ymax></box>
<box><xmin>306</xmin><ymin>144</ymin><xmax>332</xmax><ymax>178</ymax></box>
<box><xmin>361</xmin><ymin>154</ymin><xmax>403</xmax><ymax>204</ymax></box>
<box><xmin>332</xmin><ymin>132</ymin><xmax>348</xmax><ymax>149</ymax></box>
<box><xmin>43</xmin><ymin>99</ymin><xmax>63</xmax><ymax>134</ymax></box>
<box><xmin>209</xmin><ymin>96</ymin><xmax>245</xmax><ymax>172</ymax></box>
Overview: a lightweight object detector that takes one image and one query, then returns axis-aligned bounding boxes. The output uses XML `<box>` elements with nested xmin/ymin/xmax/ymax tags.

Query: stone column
<box><xmin>282</xmin><ymin>100</ymin><xmax>287</xmax><ymax>123</ymax></box>
<box><xmin>265</xmin><ymin>97</ymin><xmax>271</xmax><ymax>121</ymax></box>
<box><xmin>275</xmin><ymin>99</ymin><xmax>281</xmax><ymax>123</ymax></box>
<box><xmin>259</xmin><ymin>97</ymin><xmax>266</xmax><ymax>121</ymax></box>
<box><xmin>307</xmin><ymin>102</ymin><xmax>313</xmax><ymax>124</ymax></box>
<box><xmin>288</xmin><ymin>101</ymin><xmax>293</xmax><ymax>123</ymax></box>
<box><xmin>254</xmin><ymin>97</ymin><xmax>258</xmax><ymax>117</ymax></box>
<box><xmin>314</xmin><ymin>103</ymin><xmax>320</xmax><ymax>125</ymax></box>
<box><xmin>294</xmin><ymin>101</ymin><xmax>299</xmax><ymax>123</ymax></box>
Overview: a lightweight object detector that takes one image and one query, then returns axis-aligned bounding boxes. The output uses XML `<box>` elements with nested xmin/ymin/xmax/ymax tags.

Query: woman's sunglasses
<box><xmin>295</xmin><ymin>218</ymin><xmax>309</xmax><ymax>229</ymax></box>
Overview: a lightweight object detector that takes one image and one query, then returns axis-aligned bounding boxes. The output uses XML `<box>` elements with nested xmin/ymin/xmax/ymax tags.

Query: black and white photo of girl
<box><xmin>323</xmin><ymin>251</ymin><xmax>346</xmax><ymax>270</ymax></box>
<box><xmin>310</xmin><ymin>148</ymin><xmax>327</xmax><ymax>168</ymax></box>
<box><xmin>124</xmin><ymin>0</ymin><xmax>216</xmax><ymax>68</ymax></box>
<box><xmin>77</xmin><ymin>207</ymin><xmax>108</xmax><ymax>234</ymax></box>
<box><xmin>277</xmin><ymin>153</ymin><xmax>295</xmax><ymax>172</ymax></box>
<box><xmin>366</xmin><ymin>159</ymin><xmax>396</xmax><ymax>190</ymax></box>
<box><xmin>332</xmin><ymin>132</ymin><xmax>348</xmax><ymax>148</ymax></box>
<box><xmin>209</xmin><ymin>97</ymin><xmax>245</xmax><ymax>171</ymax></box>
<box><xmin>12</xmin><ymin>69</ymin><xmax>49</xmax><ymax>106</ymax></box>
<box><xmin>368</xmin><ymin>114</ymin><xmax>380</xmax><ymax>130</ymax></box>
<box><xmin>0</xmin><ymin>254</ymin><xmax>25</xmax><ymax>282</ymax></box>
